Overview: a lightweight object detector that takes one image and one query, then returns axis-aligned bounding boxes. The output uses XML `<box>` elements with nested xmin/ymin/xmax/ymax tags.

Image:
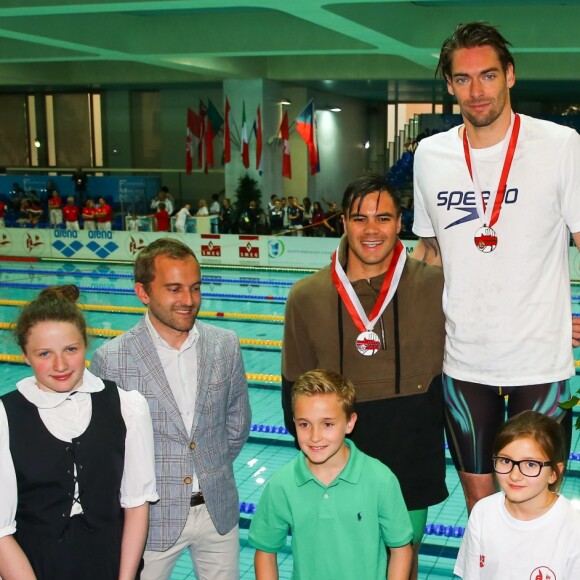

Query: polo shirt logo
<box><xmin>357</xmin><ymin>512</ymin><xmax>362</xmax><ymax>521</ymax></box>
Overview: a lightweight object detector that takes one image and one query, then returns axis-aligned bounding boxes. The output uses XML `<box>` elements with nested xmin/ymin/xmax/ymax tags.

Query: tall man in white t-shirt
<box><xmin>412</xmin><ymin>22</ymin><xmax>580</xmax><ymax>512</ymax></box>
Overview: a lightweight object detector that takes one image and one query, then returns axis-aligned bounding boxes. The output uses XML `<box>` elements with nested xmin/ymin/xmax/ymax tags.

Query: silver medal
<box><xmin>355</xmin><ymin>331</ymin><xmax>381</xmax><ymax>356</ymax></box>
<box><xmin>474</xmin><ymin>225</ymin><xmax>498</xmax><ymax>253</ymax></box>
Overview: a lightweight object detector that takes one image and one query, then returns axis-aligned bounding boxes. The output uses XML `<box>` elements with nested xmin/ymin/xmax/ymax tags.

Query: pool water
<box><xmin>0</xmin><ymin>260</ymin><xmax>578</xmax><ymax>580</ymax></box>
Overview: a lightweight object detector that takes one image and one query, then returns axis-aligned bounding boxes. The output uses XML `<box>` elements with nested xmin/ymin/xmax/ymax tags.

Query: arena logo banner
<box><xmin>52</xmin><ymin>238</ymin><xmax>84</xmax><ymax>258</ymax></box>
<box><xmin>86</xmin><ymin>242</ymin><xmax>120</xmax><ymax>260</ymax></box>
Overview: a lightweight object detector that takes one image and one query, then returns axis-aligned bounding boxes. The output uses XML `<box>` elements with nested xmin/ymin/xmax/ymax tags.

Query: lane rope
<box><xmin>0</xmin><ymin>266</ymin><xmax>295</xmax><ymax>287</ymax></box>
<box><xmin>0</xmin><ymin>322</ymin><xmax>282</xmax><ymax>350</ymax></box>
<box><xmin>0</xmin><ymin>282</ymin><xmax>287</xmax><ymax>303</ymax></box>
<box><xmin>0</xmin><ymin>299</ymin><xmax>284</xmax><ymax>323</ymax></box>
<box><xmin>37</xmin><ymin>257</ymin><xmax>318</xmax><ymax>274</ymax></box>
<box><xmin>0</xmin><ymin>353</ymin><xmax>282</xmax><ymax>383</ymax></box>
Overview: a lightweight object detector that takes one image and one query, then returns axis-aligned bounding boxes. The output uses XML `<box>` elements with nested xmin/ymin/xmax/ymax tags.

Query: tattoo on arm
<box><xmin>421</xmin><ymin>237</ymin><xmax>440</xmax><ymax>263</ymax></box>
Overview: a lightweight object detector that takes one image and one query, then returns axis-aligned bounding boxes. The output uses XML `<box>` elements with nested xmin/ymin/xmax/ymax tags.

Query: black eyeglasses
<box><xmin>492</xmin><ymin>456</ymin><xmax>552</xmax><ymax>478</ymax></box>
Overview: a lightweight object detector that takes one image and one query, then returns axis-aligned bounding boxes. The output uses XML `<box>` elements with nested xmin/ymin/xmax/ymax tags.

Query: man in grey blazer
<box><xmin>91</xmin><ymin>238</ymin><xmax>251</xmax><ymax>580</ymax></box>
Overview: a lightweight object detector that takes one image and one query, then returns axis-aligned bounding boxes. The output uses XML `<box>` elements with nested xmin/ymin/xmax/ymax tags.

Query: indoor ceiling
<box><xmin>0</xmin><ymin>1</ymin><xmax>578</xmax><ymax>104</ymax></box>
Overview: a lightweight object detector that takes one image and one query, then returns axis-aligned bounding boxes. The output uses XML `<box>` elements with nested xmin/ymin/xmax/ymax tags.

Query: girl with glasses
<box><xmin>454</xmin><ymin>410</ymin><xmax>580</xmax><ymax>579</ymax></box>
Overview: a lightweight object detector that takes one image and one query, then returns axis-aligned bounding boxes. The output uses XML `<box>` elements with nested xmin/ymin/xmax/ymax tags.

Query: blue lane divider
<box><xmin>0</xmin><ymin>267</ymin><xmax>293</xmax><ymax>287</ymax></box>
<box><xmin>250</xmin><ymin>423</ymin><xmax>289</xmax><ymax>435</ymax></box>
<box><xmin>0</xmin><ymin>267</ymin><xmax>133</xmax><ymax>279</ymax></box>
<box><xmin>203</xmin><ymin>276</ymin><xmax>293</xmax><ymax>287</ymax></box>
<box><xmin>424</xmin><ymin>523</ymin><xmax>465</xmax><ymax>538</ymax></box>
<box><xmin>239</xmin><ymin>501</ymin><xmax>467</xmax><ymax>538</ymax></box>
<box><xmin>0</xmin><ymin>281</ymin><xmax>135</xmax><ymax>294</ymax></box>
<box><xmin>0</xmin><ymin>281</ymin><xmax>288</xmax><ymax>302</ymax></box>
<box><xmin>240</xmin><ymin>502</ymin><xmax>257</xmax><ymax>515</ymax></box>
<box><xmin>249</xmin><ymin>424</ymin><xmax>580</xmax><ymax>462</ymax></box>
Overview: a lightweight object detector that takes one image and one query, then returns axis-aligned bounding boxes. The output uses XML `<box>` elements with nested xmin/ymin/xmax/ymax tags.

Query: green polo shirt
<box><xmin>249</xmin><ymin>439</ymin><xmax>413</xmax><ymax>579</ymax></box>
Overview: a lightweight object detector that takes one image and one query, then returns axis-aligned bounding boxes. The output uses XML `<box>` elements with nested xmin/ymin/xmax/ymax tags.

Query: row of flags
<box><xmin>186</xmin><ymin>100</ymin><xmax>224</xmax><ymax>175</ymax></box>
<box><xmin>185</xmin><ymin>99</ymin><xmax>320</xmax><ymax>178</ymax></box>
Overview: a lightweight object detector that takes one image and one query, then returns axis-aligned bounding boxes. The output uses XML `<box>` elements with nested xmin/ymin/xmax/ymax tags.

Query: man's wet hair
<box><xmin>436</xmin><ymin>22</ymin><xmax>515</xmax><ymax>80</ymax></box>
<box><xmin>341</xmin><ymin>174</ymin><xmax>401</xmax><ymax>217</ymax></box>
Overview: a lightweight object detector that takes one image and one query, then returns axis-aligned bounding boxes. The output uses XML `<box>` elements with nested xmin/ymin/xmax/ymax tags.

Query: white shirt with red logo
<box><xmin>455</xmin><ymin>491</ymin><xmax>580</xmax><ymax>579</ymax></box>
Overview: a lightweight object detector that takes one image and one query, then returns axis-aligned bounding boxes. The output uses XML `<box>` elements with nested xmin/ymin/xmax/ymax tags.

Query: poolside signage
<box><xmin>0</xmin><ymin>231</ymin><xmax>12</xmax><ymax>252</ymax></box>
<box><xmin>126</xmin><ymin>234</ymin><xmax>149</xmax><ymax>256</ymax></box>
<box><xmin>201</xmin><ymin>234</ymin><xmax>221</xmax><ymax>257</ymax></box>
<box><xmin>54</xmin><ymin>229</ymin><xmax>78</xmax><ymax>238</ymax></box>
<box><xmin>52</xmin><ymin>239</ymin><xmax>84</xmax><ymax>258</ymax></box>
<box><xmin>23</xmin><ymin>231</ymin><xmax>48</xmax><ymax>256</ymax></box>
<box><xmin>238</xmin><ymin>235</ymin><xmax>259</xmax><ymax>259</ymax></box>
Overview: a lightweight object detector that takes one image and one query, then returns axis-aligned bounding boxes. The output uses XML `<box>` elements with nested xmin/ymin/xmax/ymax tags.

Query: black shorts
<box><xmin>442</xmin><ymin>374</ymin><xmax>572</xmax><ymax>474</ymax></box>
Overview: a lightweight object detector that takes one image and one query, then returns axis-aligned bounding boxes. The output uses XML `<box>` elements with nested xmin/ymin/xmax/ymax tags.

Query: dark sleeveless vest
<box><xmin>2</xmin><ymin>380</ymin><xmax>126</xmax><ymax>539</ymax></box>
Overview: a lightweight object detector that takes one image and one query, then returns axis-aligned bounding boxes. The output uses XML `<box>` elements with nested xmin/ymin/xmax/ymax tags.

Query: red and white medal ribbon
<box><xmin>463</xmin><ymin>112</ymin><xmax>520</xmax><ymax>252</ymax></box>
<box><xmin>331</xmin><ymin>240</ymin><xmax>406</xmax><ymax>337</ymax></box>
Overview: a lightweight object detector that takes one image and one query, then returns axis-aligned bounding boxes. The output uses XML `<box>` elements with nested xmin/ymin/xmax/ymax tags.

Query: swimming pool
<box><xmin>0</xmin><ymin>260</ymin><xmax>578</xmax><ymax>579</ymax></box>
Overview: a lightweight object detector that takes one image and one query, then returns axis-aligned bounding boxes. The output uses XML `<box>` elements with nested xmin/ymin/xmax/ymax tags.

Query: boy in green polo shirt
<box><xmin>249</xmin><ymin>369</ymin><xmax>413</xmax><ymax>579</ymax></box>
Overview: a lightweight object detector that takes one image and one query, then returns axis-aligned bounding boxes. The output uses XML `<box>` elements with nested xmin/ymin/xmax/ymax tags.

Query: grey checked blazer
<box><xmin>90</xmin><ymin>317</ymin><xmax>251</xmax><ymax>551</ymax></box>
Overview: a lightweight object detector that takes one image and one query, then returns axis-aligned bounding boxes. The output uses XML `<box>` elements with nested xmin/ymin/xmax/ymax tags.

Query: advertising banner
<box><xmin>1</xmin><ymin>228</ymin><xmax>577</xmax><ymax>282</ymax></box>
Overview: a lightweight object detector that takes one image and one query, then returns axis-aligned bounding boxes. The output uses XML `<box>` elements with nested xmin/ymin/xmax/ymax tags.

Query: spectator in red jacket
<box><xmin>154</xmin><ymin>202</ymin><xmax>170</xmax><ymax>232</ymax></box>
<box><xmin>95</xmin><ymin>197</ymin><xmax>112</xmax><ymax>231</ymax></box>
<box><xmin>82</xmin><ymin>199</ymin><xmax>96</xmax><ymax>231</ymax></box>
<box><xmin>62</xmin><ymin>197</ymin><xmax>80</xmax><ymax>230</ymax></box>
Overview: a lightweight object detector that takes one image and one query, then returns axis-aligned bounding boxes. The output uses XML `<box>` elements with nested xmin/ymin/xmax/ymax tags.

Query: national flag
<box><xmin>205</xmin><ymin>99</ymin><xmax>224</xmax><ymax>170</ymax></box>
<box><xmin>224</xmin><ymin>98</ymin><xmax>232</xmax><ymax>163</ymax></box>
<box><xmin>280</xmin><ymin>111</ymin><xmax>292</xmax><ymax>179</ymax></box>
<box><xmin>186</xmin><ymin>108</ymin><xmax>201</xmax><ymax>175</ymax></box>
<box><xmin>199</xmin><ymin>100</ymin><xmax>207</xmax><ymax>171</ymax></box>
<box><xmin>296</xmin><ymin>99</ymin><xmax>320</xmax><ymax>175</ymax></box>
<box><xmin>255</xmin><ymin>105</ymin><xmax>263</xmax><ymax>175</ymax></box>
<box><xmin>241</xmin><ymin>101</ymin><xmax>249</xmax><ymax>169</ymax></box>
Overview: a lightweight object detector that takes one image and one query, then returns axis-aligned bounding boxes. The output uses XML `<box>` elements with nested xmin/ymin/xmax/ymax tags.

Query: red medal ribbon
<box><xmin>462</xmin><ymin>113</ymin><xmax>520</xmax><ymax>228</ymax></box>
<box><xmin>331</xmin><ymin>240</ymin><xmax>405</xmax><ymax>333</ymax></box>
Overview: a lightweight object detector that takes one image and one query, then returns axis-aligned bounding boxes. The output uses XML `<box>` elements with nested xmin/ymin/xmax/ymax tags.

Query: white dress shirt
<box><xmin>145</xmin><ymin>313</ymin><xmax>200</xmax><ymax>491</ymax></box>
<box><xmin>0</xmin><ymin>369</ymin><xmax>158</xmax><ymax>539</ymax></box>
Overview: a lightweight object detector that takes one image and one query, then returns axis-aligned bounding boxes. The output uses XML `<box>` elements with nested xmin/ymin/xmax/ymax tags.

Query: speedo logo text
<box><xmin>437</xmin><ymin>188</ymin><xmax>519</xmax><ymax>229</ymax></box>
